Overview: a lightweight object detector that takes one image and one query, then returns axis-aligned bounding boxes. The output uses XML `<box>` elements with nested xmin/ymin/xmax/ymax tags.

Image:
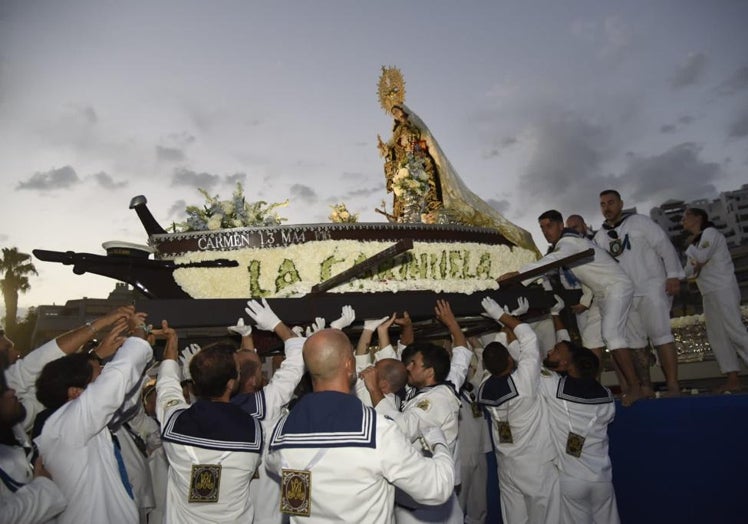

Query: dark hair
<box><xmin>400</xmin><ymin>344</ymin><xmax>418</xmax><ymax>366</ymax></box>
<box><xmin>482</xmin><ymin>341</ymin><xmax>512</xmax><ymax>376</ymax></box>
<box><xmin>686</xmin><ymin>207</ymin><xmax>711</xmax><ymax>230</ymax></box>
<box><xmin>538</xmin><ymin>209</ymin><xmax>563</xmax><ymax>223</ymax></box>
<box><xmin>600</xmin><ymin>189</ymin><xmax>621</xmax><ymax>199</ymax></box>
<box><xmin>564</xmin><ymin>341</ymin><xmax>600</xmax><ymax>379</ymax></box>
<box><xmin>407</xmin><ymin>342</ymin><xmax>451</xmax><ymax>383</ymax></box>
<box><xmin>190</xmin><ymin>343</ymin><xmax>238</xmax><ymax>398</ymax></box>
<box><xmin>36</xmin><ymin>353</ymin><xmax>95</xmax><ymax>410</ymax></box>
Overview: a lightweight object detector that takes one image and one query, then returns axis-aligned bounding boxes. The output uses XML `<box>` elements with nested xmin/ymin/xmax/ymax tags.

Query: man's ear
<box><xmin>226</xmin><ymin>378</ymin><xmax>237</xmax><ymax>394</ymax></box>
<box><xmin>67</xmin><ymin>386</ymin><xmax>85</xmax><ymax>401</ymax></box>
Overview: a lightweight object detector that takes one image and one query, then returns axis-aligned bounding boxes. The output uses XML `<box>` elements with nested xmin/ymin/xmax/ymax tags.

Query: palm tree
<box><xmin>0</xmin><ymin>247</ymin><xmax>38</xmax><ymax>335</ymax></box>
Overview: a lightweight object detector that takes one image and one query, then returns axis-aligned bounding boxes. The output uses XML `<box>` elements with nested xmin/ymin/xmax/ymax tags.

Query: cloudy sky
<box><xmin>1</xmin><ymin>0</ymin><xmax>747</xmax><ymax>312</ymax></box>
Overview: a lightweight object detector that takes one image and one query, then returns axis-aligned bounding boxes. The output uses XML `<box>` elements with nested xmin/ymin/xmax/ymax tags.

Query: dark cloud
<box><xmin>727</xmin><ymin>109</ymin><xmax>748</xmax><ymax>139</ymax></box>
<box><xmin>517</xmin><ymin>113</ymin><xmax>612</xmax><ymax>211</ymax></box>
<box><xmin>91</xmin><ymin>172</ymin><xmax>127</xmax><ymax>190</ymax></box>
<box><xmin>678</xmin><ymin>115</ymin><xmax>694</xmax><ymax>125</ymax></box>
<box><xmin>621</xmin><ymin>143</ymin><xmax>720</xmax><ymax>203</ymax></box>
<box><xmin>289</xmin><ymin>184</ymin><xmax>318</xmax><ymax>203</ymax></box>
<box><xmin>167</xmin><ymin>132</ymin><xmax>196</xmax><ymax>146</ymax></box>
<box><xmin>670</xmin><ymin>52</ymin><xmax>708</xmax><ymax>89</ymax></box>
<box><xmin>717</xmin><ymin>65</ymin><xmax>748</xmax><ymax>96</ymax></box>
<box><xmin>156</xmin><ymin>146</ymin><xmax>186</xmax><ymax>162</ymax></box>
<box><xmin>224</xmin><ymin>173</ymin><xmax>247</xmax><ymax>186</ymax></box>
<box><xmin>81</xmin><ymin>106</ymin><xmax>97</xmax><ymax>124</ymax></box>
<box><xmin>168</xmin><ymin>199</ymin><xmax>186</xmax><ymax>218</ymax></box>
<box><xmin>487</xmin><ymin>198</ymin><xmax>510</xmax><ymax>214</ymax></box>
<box><xmin>660</xmin><ymin>124</ymin><xmax>676</xmax><ymax>134</ymax></box>
<box><xmin>171</xmin><ymin>168</ymin><xmax>221</xmax><ymax>189</ymax></box>
<box><xmin>17</xmin><ymin>165</ymin><xmax>80</xmax><ymax>191</ymax></box>
<box><xmin>340</xmin><ymin>186</ymin><xmax>383</xmax><ymax>199</ymax></box>
<box><xmin>482</xmin><ymin>136</ymin><xmax>518</xmax><ymax>159</ymax></box>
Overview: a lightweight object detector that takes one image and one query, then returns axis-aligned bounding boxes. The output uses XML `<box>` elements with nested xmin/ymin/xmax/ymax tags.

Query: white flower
<box><xmin>221</xmin><ymin>200</ymin><xmax>235</xmax><ymax>215</ymax></box>
<box><xmin>207</xmin><ymin>215</ymin><xmax>223</xmax><ymax>230</ymax></box>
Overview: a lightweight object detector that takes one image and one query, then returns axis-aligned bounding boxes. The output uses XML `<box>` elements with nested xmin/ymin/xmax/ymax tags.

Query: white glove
<box><xmin>550</xmin><ymin>294</ymin><xmax>565</xmax><ymax>315</ymax></box>
<box><xmin>508</xmin><ymin>296</ymin><xmax>530</xmax><ymax>317</ymax></box>
<box><xmin>245</xmin><ymin>298</ymin><xmax>282</xmax><ymax>332</ymax></box>
<box><xmin>291</xmin><ymin>325</ymin><xmax>305</xmax><ymax>337</ymax></box>
<box><xmin>481</xmin><ymin>297</ymin><xmax>504</xmax><ymax>322</ymax></box>
<box><xmin>179</xmin><ymin>343</ymin><xmax>201</xmax><ymax>381</ymax></box>
<box><xmin>305</xmin><ymin>317</ymin><xmax>326</xmax><ymax>337</ymax></box>
<box><xmin>227</xmin><ymin>317</ymin><xmax>253</xmax><ymax>337</ymax></box>
<box><xmin>330</xmin><ymin>305</ymin><xmax>356</xmax><ymax>330</ymax></box>
<box><xmin>421</xmin><ymin>426</ymin><xmax>448</xmax><ymax>450</ymax></box>
<box><xmin>363</xmin><ymin>316</ymin><xmax>390</xmax><ymax>332</ymax></box>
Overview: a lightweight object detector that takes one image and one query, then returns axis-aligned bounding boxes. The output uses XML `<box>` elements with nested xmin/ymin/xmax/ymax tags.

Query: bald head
<box><xmin>375</xmin><ymin>358</ymin><xmax>407</xmax><ymax>394</ymax></box>
<box><xmin>303</xmin><ymin>329</ymin><xmax>355</xmax><ymax>391</ymax></box>
<box><xmin>565</xmin><ymin>214</ymin><xmax>587</xmax><ymax>236</ymax></box>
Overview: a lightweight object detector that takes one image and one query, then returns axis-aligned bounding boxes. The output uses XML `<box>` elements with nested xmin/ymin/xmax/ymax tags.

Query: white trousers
<box><xmin>703</xmin><ymin>287</ymin><xmax>748</xmax><ymax>374</ymax></box>
<box><xmin>498</xmin><ymin>456</ymin><xmax>560</xmax><ymax>524</ymax></box>
<box><xmin>559</xmin><ymin>474</ymin><xmax>620</xmax><ymax>524</ymax></box>
<box><xmin>458</xmin><ymin>455</ymin><xmax>488</xmax><ymax>524</ymax></box>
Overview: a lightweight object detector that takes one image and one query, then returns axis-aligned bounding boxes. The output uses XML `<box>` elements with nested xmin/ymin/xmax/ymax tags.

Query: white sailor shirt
<box><xmin>266</xmin><ymin>391</ymin><xmax>454</xmax><ymax>524</ymax></box>
<box><xmin>157</xmin><ymin>359</ymin><xmax>263</xmax><ymax>524</ymax></box>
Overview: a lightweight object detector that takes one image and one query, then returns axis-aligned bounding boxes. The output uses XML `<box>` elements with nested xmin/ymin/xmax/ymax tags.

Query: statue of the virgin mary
<box><xmin>377</xmin><ymin>67</ymin><xmax>539</xmax><ymax>256</ymax></box>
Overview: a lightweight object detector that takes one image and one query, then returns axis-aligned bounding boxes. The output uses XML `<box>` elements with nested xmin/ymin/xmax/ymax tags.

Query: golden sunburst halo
<box><xmin>378</xmin><ymin>66</ymin><xmax>406</xmax><ymax>113</ymax></box>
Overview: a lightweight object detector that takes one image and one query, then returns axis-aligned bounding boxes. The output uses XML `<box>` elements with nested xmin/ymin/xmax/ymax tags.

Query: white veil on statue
<box><xmin>399</xmin><ymin>104</ymin><xmax>540</xmax><ymax>256</ymax></box>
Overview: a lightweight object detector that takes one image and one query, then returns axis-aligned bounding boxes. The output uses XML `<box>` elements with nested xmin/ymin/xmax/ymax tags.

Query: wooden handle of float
<box><xmin>311</xmin><ymin>239</ymin><xmax>414</xmax><ymax>294</ymax></box>
<box><xmin>497</xmin><ymin>248</ymin><xmax>595</xmax><ymax>286</ymax></box>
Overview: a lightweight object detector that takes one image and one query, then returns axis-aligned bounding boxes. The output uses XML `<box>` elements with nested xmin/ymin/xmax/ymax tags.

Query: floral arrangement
<box><xmin>176</xmin><ymin>183</ymin><xmax>289</xmax><ymax>232</ymax></box>
<box><xmin>172</xmin><ymin>240</ymin><xmax>539</xmax><ymax>298</ymax></box>
<box><xmin>391</xmin><ymin>153</ymin><xmax>430</xmax><ymax>199</ymax></box>
<box><xmin>329</xmin><ymin>203</ymin><xmax>359</xmax><ymax>223</ymax></box>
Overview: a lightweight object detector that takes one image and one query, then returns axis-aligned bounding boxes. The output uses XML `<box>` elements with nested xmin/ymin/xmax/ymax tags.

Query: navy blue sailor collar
<box><xmin>477</xmin><ymin>374</ymin><xmax>518</xmax><ymax>407</ymax></box>
<box><xmin>162</xmin><ymin>399</ymin><xmax>262</xmax><ymax>452</ymax></box>
<box><xmin>230</xmin><ymin>389</ymin><xmax>267</xmax><ymax>420</ymax></box>
<box><xmin>269</xmin><ymin>391</ymin><xmax>376</xmax><ymax>450</ymax></box>
<box><xmin>556</xmin><ymin>375</ymin><xmax>614</xmax><ymax>405</ymax></box>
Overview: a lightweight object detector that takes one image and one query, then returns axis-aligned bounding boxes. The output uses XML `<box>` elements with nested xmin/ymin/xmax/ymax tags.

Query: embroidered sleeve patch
<box><xmin>189</xmin><ymin>464</ymin><xmax>221</xmax><ymax>503</ymax></box>
<box><xmin>416</xmin><ymin>399</ymin><xmax>431</xmax><ymax>411</ymax></box>
<box><xmin>281</xmin><ymin>469</ymin><xmax>311</xmax><ymax>517</ymax></box>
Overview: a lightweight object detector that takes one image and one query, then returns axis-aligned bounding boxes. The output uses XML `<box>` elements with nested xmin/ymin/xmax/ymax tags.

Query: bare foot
<box><xmin>714</xmin><ymin>382</ymin><xmax>742</xmax><ymax>394</ymax></box>
<box><xmin>621</xmin><ymin>386</ymin><xmax>643</xmax><ymax>407</ymax></box>
<box><xmin>640</xmin><ymin>386</ymin><xmax>655</xmax><ymax>399</ymax></box>
<box><xmin>658</xmin><ymin>383</ymin><xmax>681</xmax><ymax>398</ymax></box>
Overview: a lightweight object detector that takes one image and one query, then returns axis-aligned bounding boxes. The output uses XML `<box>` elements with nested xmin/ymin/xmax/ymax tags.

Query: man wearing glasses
<box><xmin>594</xmin><ymin>190</ymin><xmax>684</xmax><ymax>397</ymax></box>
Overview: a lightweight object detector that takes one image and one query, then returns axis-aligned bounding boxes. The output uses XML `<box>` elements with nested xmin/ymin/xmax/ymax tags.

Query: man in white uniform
<box><xmin>2</xmin><ymin>306</ymin><xmax>134</xmax><ymax>524</ymax></box>
<box><xmin>35</xmin><ymin>312</ymin><xmax>153</xmax><ymax>524</ymax></box>
<box><xmin>564</xmin><ymin>215</ymin><xmax>606</xmax><ymax>359</ymax></box>
<box><xmin>230</xmin><ymin>300</ymin><xmax>307</xmax><ymax>524</ymax></box>
<box><xmin>367</xmin><ymin>300</ymin><xmax>469</xmax><ymax>524</ymax></box>
<box><xmin>156</xmin><ymin>317</ymin><xmax>263</xmax><ymax>524</ymax></box>
<box><xmin>265</xmin><ymin>328</ymin><xmax>455</xmax><ymax>523</ymax></box>
<box><xmin>502</xmin><ymin>210</ymin><xmax>640</xmax><ymax>405</ymax></box>
<box><xmin>682</xmin><ymin>207</ymin><xmax>748</xmax><ymax>393</ymax></box>
<box><xmin>595</xmin><ymin>190</ymin><xmax>684</xmax><ymax>396</ymax></box>
<box><xmin>541</xmin><ymin>312</ymin><xmax>620</xmax><ymax>523</ymax></box>
<box><xmin>1</xmin><ymin>372</ymin><xmax>65</xmax><ymax>524</ymax></box>
<box><xmin>478</xmin><ymin>297</ymin><xmax>560</xmax><ymax>524</ymax></box>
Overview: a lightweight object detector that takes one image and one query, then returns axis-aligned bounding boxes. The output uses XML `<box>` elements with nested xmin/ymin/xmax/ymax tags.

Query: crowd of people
<box><xmin>2</xmin><ymin>189</ymin><xmax>747</xmax><ymax>523</ymax></box>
